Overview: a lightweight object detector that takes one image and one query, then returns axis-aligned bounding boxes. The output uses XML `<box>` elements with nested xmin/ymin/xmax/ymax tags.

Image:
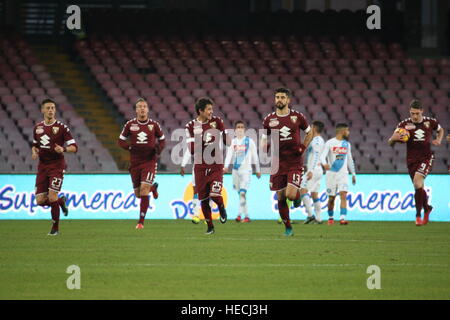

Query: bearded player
<box><xmin>261</xmin><ymin>88</ymin><xmax>313</xmax><ymax>236</ymax></box>
<box><xmin>320</xmin><ymin>123</ymin><xmax>356</xmax><ymax>225</ymax></box>
<box><xmin>388</xmin><ymin>99</ymin><xmax>444</xmax><ymax>226</ymax></box>
<box><xmin>32</xmin><ymin>98</ymin><xmax>78</xmax><ymax>236</ymax></box>
<box><xmin>118</xmin><ymin>98</ymin><xmax>165</xmax><ymax>229</ymax></box>
<box><xmin>185</xmin><ymin>97</ymin><xmax>228</xmax><ymax>235</ymax></box>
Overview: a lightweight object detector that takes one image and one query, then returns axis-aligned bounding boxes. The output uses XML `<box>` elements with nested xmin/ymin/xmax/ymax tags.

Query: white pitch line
<box><xmin>1</xmin><ymin>263</ymin><xmax>449</xmax><ymax>268</ymax></box>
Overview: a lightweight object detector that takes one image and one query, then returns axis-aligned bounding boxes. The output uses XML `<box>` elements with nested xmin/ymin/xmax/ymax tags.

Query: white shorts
<box><xmin>325</xmin><ymin>171</ymin><xmax>349</xmax><ymax>196</ymax></box>
<box><xmin>232</xmin><ymin>169</ymin><xmax>252</xmax><ymax>192</ymax></box>
<box><xmin>300</xmin><ymin>166</ymin><xmax>323</xmax><ymax>193</ymax></box>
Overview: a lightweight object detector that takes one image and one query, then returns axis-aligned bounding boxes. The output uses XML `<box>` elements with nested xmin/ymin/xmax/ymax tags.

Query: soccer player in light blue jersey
<box><xmin>320</xmin><ymin>123</ymin><xmax>356</xmax><ymax>225</ymax></box>
<box><xmin>224</xmin><ymin>121</ymin><xmax>261</xmax><ymax>222</ymax></box>
<box><xmin>294</xmin><ymin>121</ymin><xmax>325</xmax><ymax>224</ymax></box>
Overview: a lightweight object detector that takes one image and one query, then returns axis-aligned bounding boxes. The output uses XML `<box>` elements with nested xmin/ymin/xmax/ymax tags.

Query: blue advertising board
<box><xmin>0</xmin><ymin>174</ymin><xmax>449</xmax><ymax>221</ymax></box>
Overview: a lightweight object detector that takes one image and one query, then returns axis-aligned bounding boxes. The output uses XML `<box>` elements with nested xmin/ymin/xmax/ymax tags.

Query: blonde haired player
<box><xmin>320</xmin><ymin>123</ymin><xmax>356</xmax><ymax>225</ymax></box>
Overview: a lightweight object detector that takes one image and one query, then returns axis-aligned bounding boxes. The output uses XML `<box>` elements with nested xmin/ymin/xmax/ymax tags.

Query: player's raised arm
<box><xmin>118</xmin><ymin>122</ymin><xmax>131</xmax><ymax>150</ymax></box>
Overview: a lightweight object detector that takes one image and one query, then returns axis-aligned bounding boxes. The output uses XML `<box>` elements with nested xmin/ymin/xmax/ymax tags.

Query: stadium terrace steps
<box><xmin>32</xmin><ymin>44</ymin><xmax>129</xmax><ymax>170</ymax></box>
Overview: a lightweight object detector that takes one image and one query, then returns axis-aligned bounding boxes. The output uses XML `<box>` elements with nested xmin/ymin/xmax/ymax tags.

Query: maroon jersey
<box><xmin>185</xmin><ymin>116</ymin><xmax>226</xmax><ymax>170</ymax></box>
<box><xmin>397</xmin><ymin>116</ymin><xmax>441</xmax><ymax>164</ymax></box>
<box><xmin>262</xmin><ymin>109</ymin><xmax>310</xmax><ymax>174</ymax></box>
<box><xmin>119</xmin><ymin>118</ymin><xmax>165</xmax><ymax>168</ymax></box>
<box><xmin>32</xmin><ymin>120</ymin><xmax>77</xmax><ymax>167</ymax></box>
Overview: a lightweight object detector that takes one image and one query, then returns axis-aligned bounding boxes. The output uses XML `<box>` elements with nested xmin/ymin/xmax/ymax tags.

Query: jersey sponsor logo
<box><xmin>137</xmin><ymin>131</ymin><xmax>148</xmax><ymax>143</ymax></box>
<box><xmin>269</xmin><ymin>119</ymin><xmax>279</xmax><ymax>127</ymax></box>
<box><xmin>332</xmin><ymin>146</ymin><xmax>348</xmax><ymax>154</ymax></box>
<box><xmin>279</xmin><ymin>126</ymin><xmax>291</xmax><ymax>138</ymax></box>
<box><xmin>52</xmin><ymin>127</ymin><xmax>59</xmax><ymax>134</ymax></box>
<box><xmin>290</xmin><ymin>115</ymin><xmax>297</xmax><ymax>123</ymax></box>
<box><xmin>148</xmin><ymin>124</ymin><xmax>154</xmax><ymax>131</ymax></box>
<box><xmin>405</xmin><ymin>124</ymin><xmax>416</xmax><ymax>130</ymax></box>
<box><xmin>414</xmin><ymin>129</ymin><xmax>425</xmax><ymax>141</ymax></box>
<box><xmin>234</xmin><ymin>145</ymin><xmax>247</xmax><ymax>152</ymax></box>
<box><xmin>130</xmin><ymin>124</ymin><xmax>139</xmax><ymax>131</ymax></box>
<box><xmin>424</xmin><ymin>121</ymin><xmax>430</xmax><ymax>129</ymax></box>
<box><xmin>40</xmin><ymin>134</ymin><xmax>50</xmax><ymax>147</ymax></box>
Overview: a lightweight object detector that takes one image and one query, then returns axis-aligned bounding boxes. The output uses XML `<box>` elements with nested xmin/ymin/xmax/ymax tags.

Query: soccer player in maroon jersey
<box><xmin>118</xmin><ymin>98</ymin><xmax>165</xmax><ymax>229</ymax></box>
<box><xmin>261</xmin><ymin>88</ymin><xmax>313</xmax><ymax>236</ymax></box>
<box><xmin>32</xmin><ymin>99</ymin><xmax>78</xmax><ymax>236</ymax></box>
<box><xmin>388</xmin><ymin>100</ymin><xmax>444</xmax><ymax>226</ymax></box>
<box><xmin>185</xmin><ymin>97</ymin><xmax>228</xmax><ymax>235</ymax></box>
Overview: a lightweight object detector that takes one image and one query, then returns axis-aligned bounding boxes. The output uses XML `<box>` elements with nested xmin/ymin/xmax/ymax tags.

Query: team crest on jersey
<box><xmin>269</xmin><ymin>119</ymin><xmax>279</xmax><ymax>127</ymax></box>
<box><xmin>405</xmin><ymin>124</ymin><xmax>416</xmax><ymax>130</ymax></box>
<box><xmin>130</xmin><ymin>124</ymin><xmax>139</xmax><ymax>131</ymax></box>
<box><xmin>424</xmin><ymin>121</ymin><xmax>430</xmax><ymax>129</ymax></box>
<box><xmin>36</xmin><ymin>126</ymin><xmax>44</xmax><ymax>134</ymax></box>
<box><xmin>210</xmin><ymin>121</ymin><xmax>217</xmax><ymax>128</ymax></box>
<box><xmin>52</xmin><ymin>127</ymin><xmax>59</xmax><ymax>134</ymax></box>
<box><xmin>148</xmin><ymin>124</ymin><xmax>154</xmax><ymax>131</ymax></box>
<box><xmin>290</xmin><ymin>115</ymin><xmax>297</xmax><ymax>123</ymax></box>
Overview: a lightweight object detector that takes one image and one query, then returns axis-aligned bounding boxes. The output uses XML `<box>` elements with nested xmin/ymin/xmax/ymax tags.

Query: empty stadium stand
<box><xmin>0</xmin><ymin>33</ymin><xmax>118</xmax><ymax>172</ymax></box>
<box><xmin>1</xmin><ymin>7</ymin><xmax>449</xmax><ymax>174</ymax></box>
<box><xmin>75</xmin><ymin>31</ymin><xmax>450</xmax><ymax>173</ymax></box>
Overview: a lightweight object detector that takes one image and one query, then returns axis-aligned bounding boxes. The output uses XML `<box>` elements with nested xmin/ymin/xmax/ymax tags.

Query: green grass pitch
<box><xmin>1</xmin><ymin>219</ymin><xmax>449</xmax><ymax>299</ymax></box>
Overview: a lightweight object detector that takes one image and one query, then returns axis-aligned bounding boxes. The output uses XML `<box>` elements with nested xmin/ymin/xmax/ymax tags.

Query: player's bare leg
<box><xmin>135</xmin><ymin>183</ymin><xmax>151</xmax><ymax>229</ymax></box>
<box><xmin>278</xmin><ymin>189</ymin><xmax>293</xmax><ymax>236</ymax></box>
<box><xmin>339</xmin><ymin>191</ymin><xmax>348</xmax><ymax>225</ymax></box>
<box><xmin>327</xmin><ymin>195</ymin><xmax>336</xmax><ymax>225</ymax></box>
<box><xmin>311</xmin><ymin>192</ymin><xmax>322</xmax><ymax>223</ymax></box>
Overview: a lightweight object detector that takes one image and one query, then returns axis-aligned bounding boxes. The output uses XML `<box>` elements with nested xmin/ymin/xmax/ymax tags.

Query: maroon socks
<box><xmin>139</xmin><ymin>195</ymin><xmax>149</xmax><ymax>224</ymax></box>
<box><xmin>277</xmin><ymin>200</ymin><xmax>291</xmax><ymax>228</ymax></box>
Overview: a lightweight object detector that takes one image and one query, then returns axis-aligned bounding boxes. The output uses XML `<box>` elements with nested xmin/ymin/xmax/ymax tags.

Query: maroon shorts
<box><xmin>35</xmin><ymin>164</ymin><xmax>65</xmax><ymax>194</ymax></box>
<box><xmin>408</xmin><ymin>154</ymin><xmax>434</xmax><ymax>180</ymax></box>
<box><xmin>270</xmin><ymin>168</ymin><xmax>304</xmax><ymax>192</ymax></box>
<box><xmin>194</xmin><ymin>166</ymin><xmax>223</xmax><ymax>201</ymax></box>
<box><xmin>130</xmin><ymin>161</ymin><xmax>157</xmax><ymax>189</ymax></box>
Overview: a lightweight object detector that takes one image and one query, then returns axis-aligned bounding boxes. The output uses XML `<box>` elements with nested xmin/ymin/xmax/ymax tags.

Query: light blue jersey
<box><xmin>320</xmin><ymin>138</ymin><xmax>356</xmax><ymax>176</ymax></box>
